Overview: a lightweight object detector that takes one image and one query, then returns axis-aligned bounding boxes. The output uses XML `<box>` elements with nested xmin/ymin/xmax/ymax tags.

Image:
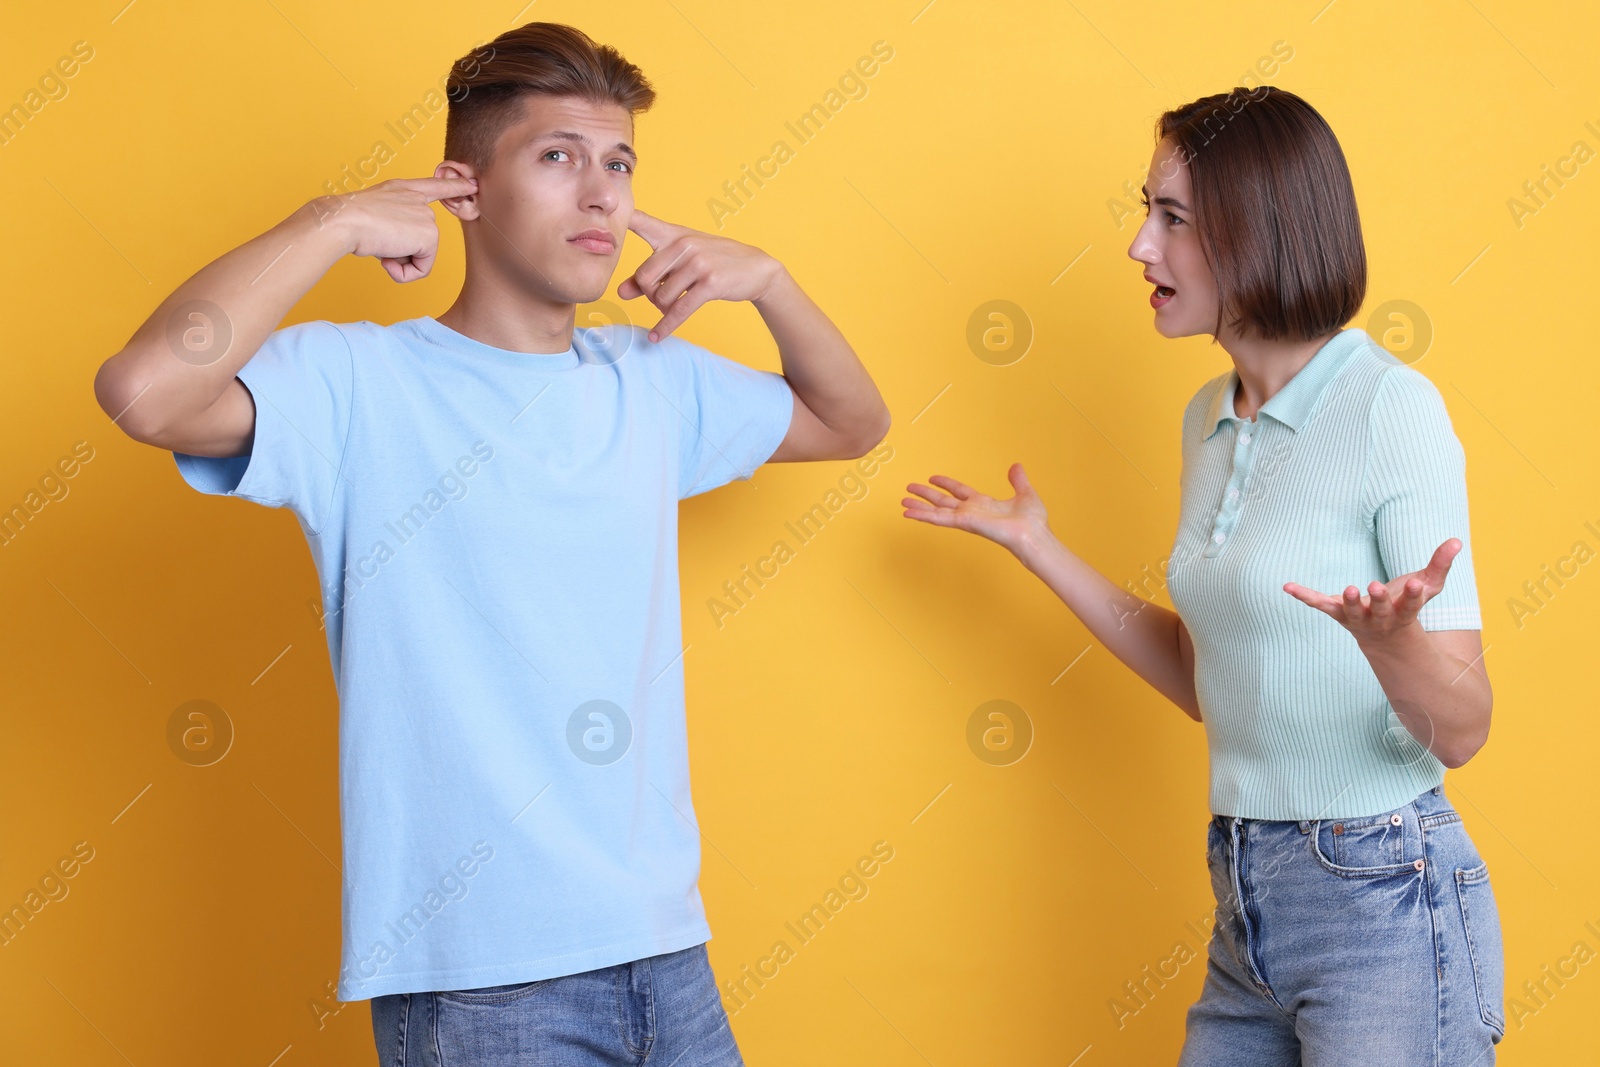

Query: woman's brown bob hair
<box><xmin>1156</xmin><ymin>87</ymin><xmax>1366</xmax><ymax>342</ymax></box>
<box><xmin>443</xmin><ymin>23</ymin><xmax>656</xmax><ymax>174</ymax></box>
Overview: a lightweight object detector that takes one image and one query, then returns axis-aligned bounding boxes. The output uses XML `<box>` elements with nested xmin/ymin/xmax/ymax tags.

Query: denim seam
<box><xmin>1233</xmin><ymin>822</ymin><xmax>1288</xmax><ymax>1012</ymax></box>
<box><xmin>395</xmin><ymin>992</ymin><xmax>409</xmax><ymax>1067</ymax></box>
<box><xmin>1418</xmin><ymin>800</ymin><xmax>1445</xmax><ymax>1067</ymax></box>
<box><xmin>1427</xmin><ymin>849</ymin><xmax>1444</xmax><ymax>1067</ymax></box>
<box><xmin>643</xmin><ymin>956</ymin><xmax>659</xmax><ymax>1058</ymax></box>
<box><xmin>617</xmin><ymin>960</ymin><xmax>655</xmax><ymax>1058</ymax></box>
<box><xmin>1456</xmin><ymin>863</ymin><xmax>1506</xmax><ymax>1034</ymax></box>
<box><xmin>427</xmin><ymin>993</ymin><xmax>443</xmax><ymax>1067</ymax></box>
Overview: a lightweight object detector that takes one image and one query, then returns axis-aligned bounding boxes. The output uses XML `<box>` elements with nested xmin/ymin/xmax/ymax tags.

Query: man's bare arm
<box><xmin>93</xmin><ymin>177</ymin><xmax>477</xmax><ymax>456</ymax></box>
<box><xmin>751</xmin><ymin>266</ymin><xmax>891</xmax><ymax>463</ymax></box>
<box><xmin>618</xmin><ymin>209</ymin><xmax>890</xmax><ymax>462</ymax></box>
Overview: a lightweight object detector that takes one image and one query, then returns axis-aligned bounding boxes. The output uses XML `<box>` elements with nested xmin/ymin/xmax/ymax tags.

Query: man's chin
<box><xmin>561</xmin><ymin>266</ymin><xmax>620</xmax><ymax>308</ymax></box>
<box><xmin>532</xmin><ymin>277</ymin><xmax>612</xmax><ymax>309</ymax></box>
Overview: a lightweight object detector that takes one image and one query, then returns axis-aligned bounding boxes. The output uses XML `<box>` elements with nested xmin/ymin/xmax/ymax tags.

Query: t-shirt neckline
<box><xmin>413</xmin><ymin>315</ymin><xmax>585</xmax><ymax>372</ymax></box>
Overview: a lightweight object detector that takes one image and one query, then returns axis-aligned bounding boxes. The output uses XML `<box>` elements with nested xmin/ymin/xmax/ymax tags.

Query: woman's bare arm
<box><xmin>903</xmin><ymin>462</ymin><xmax>1200</xmax><ymax>720</ymax></box>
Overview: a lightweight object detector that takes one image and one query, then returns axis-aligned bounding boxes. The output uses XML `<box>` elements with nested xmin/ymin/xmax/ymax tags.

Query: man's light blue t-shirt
<box><xmin>174</xmin><ymin>315</ymin><xmax>794</xmax><ymax>1000</ymax></box>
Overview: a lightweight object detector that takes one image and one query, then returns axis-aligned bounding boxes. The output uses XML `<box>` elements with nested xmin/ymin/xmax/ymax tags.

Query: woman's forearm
<box><xmin>1358</xmin><ymin>625</ymin><xmax>1492</xmax><ymax>768</ymax></box>
<box><xmin>1013</xmin><ymin>529</ymin><xmax>1200</xmax><ymax>720</ymax></box>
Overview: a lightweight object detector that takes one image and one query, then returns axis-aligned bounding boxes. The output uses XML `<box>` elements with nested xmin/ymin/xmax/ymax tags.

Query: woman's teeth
<box><xmin>1156</xmin><ymin>285</ymin><xmax>1176</xmax><ymax>297</ymax></box>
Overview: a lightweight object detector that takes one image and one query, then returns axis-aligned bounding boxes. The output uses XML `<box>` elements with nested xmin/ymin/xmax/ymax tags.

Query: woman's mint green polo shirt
<box><xmin>1167</xmin><ymin>327</ymin><xmax>1483</xmax><ymax>821</ymax></box>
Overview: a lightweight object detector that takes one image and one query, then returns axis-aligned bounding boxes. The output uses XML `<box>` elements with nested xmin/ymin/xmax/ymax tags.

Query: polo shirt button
<box><xmin>1213</xmin><ymin>532</ymin><xmax>1226</xmax><ymax>544</ymax></box>
<box><xmin>1226</xmin><ymin>488</ymin><xmax>1239</xmax><ymax>501</ymax></box>
<box><xmin>1239</xmin><ymin>432</ymin><xmax>1252</xmax><ymax>444</ymax></box>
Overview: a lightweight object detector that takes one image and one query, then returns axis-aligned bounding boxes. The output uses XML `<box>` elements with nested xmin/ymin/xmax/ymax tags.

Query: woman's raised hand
<box><xmin>902</xmin><ymin>463</ymin><xmax>1051</xmax><ymax>556</ymax></box>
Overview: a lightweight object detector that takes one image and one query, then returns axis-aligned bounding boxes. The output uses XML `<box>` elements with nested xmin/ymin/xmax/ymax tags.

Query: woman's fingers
<box><xmin>926</xmin><ymin>474</ymin><xmax>977</xmax><ymax>500</ymax></box>
<box><xmin>902</xmin><ymin>503</ymin><xmax>960</xmax><ymax>527</ymax></box>
<box><xmin>1282</xmin><ymin>582</ymin><xmax>1342</xmax><ymax>620</ymax></box>
<box><xmin>905</xmin><ymin>483</ymin><xmax>958</xmax><ymax>509</ymax></box>
<box><xmin>1423</xmin><ymin>538</ymin><xmax>1461</xmax><ymax>586</ymax></box>
<box><xmin>1288</xmin><ymin>576</ymin><xmax>1433</xmax><ymax>631</ymax></box>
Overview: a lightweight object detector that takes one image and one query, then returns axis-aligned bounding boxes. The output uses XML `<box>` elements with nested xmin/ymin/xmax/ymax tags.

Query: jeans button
<box><xmin>1413</xmin><ymin>859</ymin><xmax>1425</xmax><ymax>871</ymax></box>
<box><xmin>1390</xmin><ymin>813</ymin><xmax>1403</xmax><ymax>826</ymax></box>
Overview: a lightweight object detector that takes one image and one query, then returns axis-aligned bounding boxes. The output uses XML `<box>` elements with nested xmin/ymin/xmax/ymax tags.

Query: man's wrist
<box><xmin>749</xmin><ymin>258</ymin><xmax>793</xmax><ymax>309</ymax></box>
<box><xmin>289</xmin><ymin>195</ymin><xmax>359</xmax><ymax>259</ymax></box>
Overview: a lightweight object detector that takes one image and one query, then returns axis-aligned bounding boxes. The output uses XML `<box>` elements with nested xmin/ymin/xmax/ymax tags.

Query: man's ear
<box><xmin>435</xmin><ymin>160</ymin><xmax>480</xmax><ymax>220</ymax></box>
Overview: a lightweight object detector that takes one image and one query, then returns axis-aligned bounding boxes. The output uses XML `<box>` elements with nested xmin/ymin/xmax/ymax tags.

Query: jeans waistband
<box><xmin>1211</xmin><ymin>784</ymin><xmax>1451</xmax><ymax>835</ymax></box>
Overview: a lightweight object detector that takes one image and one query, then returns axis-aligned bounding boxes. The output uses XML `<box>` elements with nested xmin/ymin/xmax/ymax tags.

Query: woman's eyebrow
<box><xmin>1139</xmin><ymin>184</ymin><xmax>1190</xmax><ymax>211</ymax></box>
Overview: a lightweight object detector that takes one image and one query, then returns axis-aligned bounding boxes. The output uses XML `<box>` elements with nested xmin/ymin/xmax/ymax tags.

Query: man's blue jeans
<box><xmin>370</xmin><ymin>942</ymin><xmax>742</xmax><ymax>1066</ymax></box>
<box><xmin>1179</xmin><ymin>784</ymin><xmax>1507</xmax><ymax>1065</ymax></box>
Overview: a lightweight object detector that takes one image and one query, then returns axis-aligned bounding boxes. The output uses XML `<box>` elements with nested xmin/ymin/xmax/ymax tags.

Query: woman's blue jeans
<box><xmin>1179</xmin><ymin>784</ymin><xmax>1506</xmax><ymax>1065</ymax></box>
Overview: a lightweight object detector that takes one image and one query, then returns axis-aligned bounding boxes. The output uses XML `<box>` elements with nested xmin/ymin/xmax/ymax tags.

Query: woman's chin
<box><xmin>1152</xmin><ymin>316</ymin><xmax>1185</xmax><ymax>339</ymax></box>
<box><xmin>1152</xmin><ymin>313</ymin><xmax>1207</xmax><ymax>340</ymax></box>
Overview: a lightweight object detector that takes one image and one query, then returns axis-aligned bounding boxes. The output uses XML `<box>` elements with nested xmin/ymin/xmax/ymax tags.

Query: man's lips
<box><xmin>568</xmin><ymin>229</ymin><xmax>616</xmax><ymax>253</ymax></box>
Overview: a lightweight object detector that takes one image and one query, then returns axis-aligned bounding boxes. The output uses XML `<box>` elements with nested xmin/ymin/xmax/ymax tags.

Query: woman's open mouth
<box><xmin>1151</xmin><ymin>284</ymin><xmax>1176</xmax><ymax>308</ymax></box>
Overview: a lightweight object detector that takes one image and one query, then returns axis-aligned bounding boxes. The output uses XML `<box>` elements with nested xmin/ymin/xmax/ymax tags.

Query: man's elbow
<box><xmin>842</xmin><ymin>404</ymin><xmax>891</xmax><ymax>458</ymax></box>
<box><xmin>93</xmin><ymin>356</ymin><xmax>164</xmax><ymax>444</ymax></box>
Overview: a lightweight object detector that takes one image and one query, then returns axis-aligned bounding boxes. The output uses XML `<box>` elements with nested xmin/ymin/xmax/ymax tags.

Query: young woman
<box><xmin>903</xmin><ymin>87</ymin><xmax>1505</xmax><ymax>1064</ymax></box>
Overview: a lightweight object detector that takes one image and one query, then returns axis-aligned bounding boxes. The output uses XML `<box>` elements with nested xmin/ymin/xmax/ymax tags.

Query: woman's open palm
<box><xmin>902</xmin><ymin>463</ymin><xmax>1049</xmax><ymax>555</ymax></box>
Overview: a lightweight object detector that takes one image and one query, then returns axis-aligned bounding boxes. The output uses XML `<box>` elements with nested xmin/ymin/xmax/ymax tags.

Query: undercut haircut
<box><xmin>443</xmin><ymin>22</ymin><xmax>656</xmax><ymax>174</ymax></box>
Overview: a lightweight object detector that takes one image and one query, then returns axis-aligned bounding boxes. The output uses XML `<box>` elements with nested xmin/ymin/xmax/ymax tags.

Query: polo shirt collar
<box><xmin>1203</xmin><ymin>327</ymin><xmax>1370</xmax><ymax>439</ymax></box>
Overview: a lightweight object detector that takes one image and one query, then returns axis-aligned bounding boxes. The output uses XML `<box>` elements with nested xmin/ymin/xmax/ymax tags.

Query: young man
<box><xmin>94</xmin><ymin>22</ymin><xmax>889</xmax><ymax>1066</ymax></box>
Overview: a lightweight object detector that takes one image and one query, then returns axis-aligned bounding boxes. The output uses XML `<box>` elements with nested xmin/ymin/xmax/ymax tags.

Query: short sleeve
<box><xmin>1361</xmin><ymin>367</ymin><xmax>1482</xmax><ymax>630</ymax></box>
<box><xmin>666</xmin><ymin>333</ymin><xmax>794</xmax><ymax>499</ymax></box>
<box><xmin>173</xmin><ymin>319</ymin><xmax>355</xmax><ymax>535</ymax></box>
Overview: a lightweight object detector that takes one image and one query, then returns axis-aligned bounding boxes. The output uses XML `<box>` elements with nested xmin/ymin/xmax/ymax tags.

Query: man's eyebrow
<box><xmin>1139</xmin><ymin>184</ymin><xmax>1189</xmax><ymax>211</ymax></box>
<box><xmin>540</xmin><ymin>129</ymin><xmax>637</xmax><ymax>163</ymax></box>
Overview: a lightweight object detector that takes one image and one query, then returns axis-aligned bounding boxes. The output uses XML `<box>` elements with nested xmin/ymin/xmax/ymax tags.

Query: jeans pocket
<box><xmin>436</xmin><ymin>978</ymin><xmax>549</xmax><ymax>1004</ymax></box>
<box><xmin>1310</xmin><ymin>816</ymin><xmax>1419</xmax><ymax>878</ymax></box>
<box><xmin>1456</xmin><ymin>863</ymin><xmax>1506</xmax><ymax>1037</ymax></box>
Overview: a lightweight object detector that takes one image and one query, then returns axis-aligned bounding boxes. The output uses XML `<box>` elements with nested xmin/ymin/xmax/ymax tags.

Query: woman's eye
<box><xmin>1139</xmin><ymin>196</ymin><xmax>1151</xmax><ymax>212</ymax></box>
<box><xmin>1166</xmin><ymin>212</ymin><xmax>1184</xmax><ymax>226</ymax></box>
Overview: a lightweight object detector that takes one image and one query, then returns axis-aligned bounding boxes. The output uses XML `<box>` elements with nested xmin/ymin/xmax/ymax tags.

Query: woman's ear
<box><xmin>435</xmin><ymin>160</ymin><xmax>480</xmax><ymax>220</ymax></box>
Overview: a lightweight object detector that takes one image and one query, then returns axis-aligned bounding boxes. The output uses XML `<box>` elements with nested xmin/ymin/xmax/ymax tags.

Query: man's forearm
<box><xmin>94</xmin><ymin>199</ymin><xmax>351</xmax><ymax>439</ymax></box>
<box><xmin>1359</xmin><ymin>625</ymin><xmax>1492</xmax><ymax>768</ymax></box>
<box><xmin>750</xmin><ymin>265</ymin><xmax>889</xmax><ymax>451</ymax></box>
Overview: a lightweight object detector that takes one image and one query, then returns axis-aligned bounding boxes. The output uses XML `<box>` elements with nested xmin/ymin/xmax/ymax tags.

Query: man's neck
<box><xmin>436</xmin><ymin>280</ymin><xmax>578</xmax><ymax>354</ymax></box>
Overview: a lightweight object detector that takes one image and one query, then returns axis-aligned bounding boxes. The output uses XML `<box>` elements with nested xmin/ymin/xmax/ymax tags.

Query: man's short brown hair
<box><xmin>1157</xmin><ymin>86</ymin><xmax>1366</xmax><ymax>342</ymax></box>
<box><xmin>444</xmin><ymin>23</ymin><xmax>656</xmax><ymax>174</ymax></box>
